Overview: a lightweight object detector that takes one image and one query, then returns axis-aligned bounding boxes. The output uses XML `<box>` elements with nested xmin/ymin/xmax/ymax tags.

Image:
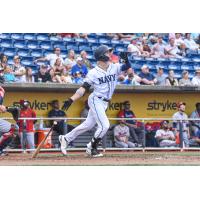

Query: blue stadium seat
<box><xmin>7</xmin><ymin>58</ymin><xmax>14</xmax><ymax>65</ymax></box>
<box><xmin>66</xmin><ymin>45</ymin><xmax>79</xmax><ymax>51</ymax></box>
<box><xmin>24</xmin><ymin>33</ymin><xmax>36</xmax><ymax>40</ymax></box>
<box><xmin>79</xmin><ymin>45</ymin><xmax>92</xmax><ymax>52</ymax></box>
<box><xmin>121</xmin><ymin>40</ymin><xmax>130</xmax><ymax>45</ymax></box>
<box><xmin>52</xmin><ymin>41</ymin><xmax>66</xmax><ymax>50</ymax></box>
<box><xmin>3</xmin><ymin>48</ymin><xmax>17</xmax><ymax>57</ymax></box>
<box><xmin>74</xmin><ymin>38</ymin><xmax>87</xmax><ymax>44</ymax></box>
<box><xmin>62</xmin><ymin>37</ymin><xmax>74</xmax><ymax>42</ymax></box>
<box><xmin>168</xmin><ymin>64</ymin><xmax>181</xmax><ymax>70</ymax></box>
<box><xmin>91</xmin><ymin>45</ymin><xmax>99</xmax><ymax>51</ymax></box>
<box><xmin>30</xmin><ymin>49</ymin><xmax>43</xmax><ymax>58</ymax></box>
<box><xmin>11</xmin><ymin>33</ymin><xmax>23</xmax><ymax>40</ymax></box>
<box><xmin>0</xmin><ymin>39</ymin><xmax>13</xmax><ymax>48</ymax></box>
<box><xmin>87</xmin><ymin>33</ymin><xmax>98</xmax><ymax>39</ymax></box>
<box><xmin>87</xmin><ymin>38</ymin><xmax>99</xmax><ymax>44</ymax></box>
<box><xmin>115</xmin><ymin>46</ymin><xmax>126</xmax><ymax>52</ymax></box>
<box><xmin>21</xmin><ymin>59</ymin><xmax>33</xmax><ymax>67</ymax></box>
<box><xmin>17</xmin><ymin>48</ymin><xmax>30</xmax><ymax>57</ymax></box>
<box><xmin>40</xmin><ymin>41</ymin><xmax>52</xmax><ymax>50</ymax></box>
<box><xmin>36</xmin><ymin>34</ymin><xmax>49</xmax><ymax>41</ymax></box>
<box><xmin>13</xmin><ymin>40</ymin><xmax>27</xmax><ymax>49</ymax></box>
<box><xmin>99</xmin><ymin>38</ymin><xmax>110</xmax><ymax>45</ymax></box>
<box><xmin>180</xmin><ymin>65</ymin><xmax>194</xmax><ymax>71</ymax></box>
<box><xmin>0</xmin><ymin>33</ymin><xmax>11</xmax><ymax>39</ymax></box>
<box><xmin>49</xmin><ymin>36</ymin><xmax>61</xmax><ymax>41</ymax></box>
<box><xmin>192</xmin><ymin>58</ymin><xmax>200</xmax><ymax>63</ymax></box>
<box><xmin>111</xmin><ymin>40</ymin><xmax>121</xmax><ymax>45</ymax></box>
<box><xmin>193</xmin><ymin>65</ymin><xmax>200</xmax><ymax>71</ymax></box>
<box><xmin>27</xmin><ymin>41</ymin><xmax>39</xmax><ymax>49</ymax></box>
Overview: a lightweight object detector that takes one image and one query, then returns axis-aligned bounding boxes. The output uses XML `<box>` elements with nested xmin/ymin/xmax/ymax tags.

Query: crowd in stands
<box><xmin>0</xmin><ymin>33</ymin><xmax>199</xmax><ymax>86</ymax></box>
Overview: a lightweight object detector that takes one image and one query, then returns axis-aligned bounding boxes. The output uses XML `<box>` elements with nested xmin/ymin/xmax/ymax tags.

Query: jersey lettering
<box><xmin>98</xmin><ymin>74</ymin><xmax>116</xmax><ymax>84</ymax></box>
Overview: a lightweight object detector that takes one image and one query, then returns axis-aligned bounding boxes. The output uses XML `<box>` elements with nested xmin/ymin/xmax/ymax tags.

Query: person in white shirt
<box><xmin>165</xmin><ymin>37</ymin><xmax>182</xmax><ymax>58</ymax></box>
<box><xmin>155</xmin><ymin>120</ymin><xmax>176</xmax><ymax>147</ymax></box>
<box><xmin>12</xmin><ymin>56</ymin><xmax>26</xmax><ymax>83</ymax></box>
<box><xmin>192</xmin><ymin>69</ymin><xmax>200</xmax><ymax>86</ymax></box>
<box><xmin>35</xmin><ymin>47</ymin><xmax>64</xmax><ymax>67</ymax></box>
<box><xmin>63</xmin><ymin>49</ymin><xmax>76</xmax><ymax>68</ymax></box>
<box><xmin>127</xmin><ymin>39</ymin><xmax>141</xmax><ymax>56</ymax></box>
<box><xmin>175</xmin><ymin>33</ymin><xmax>185</xmax><ymax>47</ymax></box>
<box><xmin>184</xmin><ymin>33</ymin><xmax>199</xmax><ymax>51</ymax></box>
<box><xmin>114</xmin><ymin>122</ymin><xmax>136</xmax><ymax>148</ymax></box>
<box><xmin>152</xmin><ymin>36</ymin><xmax>166</xmax><ymax>58</ymax></box>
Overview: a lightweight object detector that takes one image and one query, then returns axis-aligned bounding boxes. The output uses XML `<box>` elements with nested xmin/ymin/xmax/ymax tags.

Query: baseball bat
<box><xmin>32</xmin><ymin>121</ymin><xmax>57</xmax><ymax>158</ymax></box>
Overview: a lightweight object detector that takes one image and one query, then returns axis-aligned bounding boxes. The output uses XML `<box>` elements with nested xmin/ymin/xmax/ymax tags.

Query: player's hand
<box><xmin>119</xmin><ymin>52</ymin><xmax>129</xmax><ymax>63</ymax></box>
<box><xmin>0</xmin><ymin>105</ymin><xmax>6</xmax><ymax>113</ymax></box>
<box><xmin>62</xmin><ymin>98</ymin><xmax>73</xmax><ymax>111</ymax></box>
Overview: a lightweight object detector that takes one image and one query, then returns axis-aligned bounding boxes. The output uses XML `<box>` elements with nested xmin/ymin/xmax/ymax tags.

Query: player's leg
<box><xmin>127</xmin><ymin>141</ymin><xmax>136</xmax><ymax>148</ymax></box>
<box><xmin>0</xmin><ymin>120</ymin><xmax>14</xmax><ymax>156</ymax></box>
<box><xmin>26</xmin><ymin>132</ymin><xmax>35</xmax><ymax>150</ymax></box>
<box><xmin>182</xmin><ymin>131</ymin><xmax>189</xmax><ymax>147</ymax></box>
<box><xmin>86</xmin><ymin>98</ymin><xmax>110</xmax><ymax>157</ymax></box>
<box><xmin>115</xmin><ymin>141</ymin><xmax>128</xmax><ymax>148</ymax></box>
<box><xmin>59</xmin><ymin>109</ymin><xmax>96</xmax><ymax>155</ymax></box>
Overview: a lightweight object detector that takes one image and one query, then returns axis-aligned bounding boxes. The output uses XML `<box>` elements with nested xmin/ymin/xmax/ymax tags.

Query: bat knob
<box><xmin>53</xmin><ymin>121</ymin><xmax>58</xmax><ymax>125</ymax></box>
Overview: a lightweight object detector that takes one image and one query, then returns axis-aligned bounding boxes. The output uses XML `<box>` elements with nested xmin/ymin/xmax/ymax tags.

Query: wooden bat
<box><xmin>32</xmin><ymin>121</ymin><xmax>57</xmax><ymax>158</ymax></box>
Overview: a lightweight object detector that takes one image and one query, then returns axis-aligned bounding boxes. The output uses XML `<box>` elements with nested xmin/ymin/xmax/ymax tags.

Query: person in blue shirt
<box><xmin>71</xmin><ymin>56</ymin><xmax>88</xmax><ymax>78</ymax></box>
<box><xmin>73</xmin><ymin>71</ymin><xmax>84</xmax><ymax>84</ymax></box>
<box><xmin>138</xmin><ymin>65</ymin><xmax>157</xmax><ymax>85</ymax></box>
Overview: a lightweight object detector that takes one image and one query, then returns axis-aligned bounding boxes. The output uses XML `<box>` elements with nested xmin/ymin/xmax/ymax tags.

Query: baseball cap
<box><xmin>76</xmin><ymin>56</ymin><xmax>83</xmax><ymax>62</ymax></box>
<box><xmin>160</xmin><ymin>120</ymin><xmax>169</xmax><ymax>126</ymax></box>
<box><xmin>13</xmin><ymin>55</ymin><xmax>20</xmax><ymax>60</ymax></box>
<box><xmin>141</xmin><ymin>65</ymin><xmax>149</xmax><ymax>70</ymax></box>
<box><xmin>177</xmin><ymin>102</ymin><xmax>186</xmax><ymax>108</ymax></box>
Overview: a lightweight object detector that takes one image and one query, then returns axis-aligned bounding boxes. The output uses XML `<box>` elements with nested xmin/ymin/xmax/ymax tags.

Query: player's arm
<box><xmin>62</xmin><ymin>82</ymin><xmax>91</xmax><ymax>111</ymax></box>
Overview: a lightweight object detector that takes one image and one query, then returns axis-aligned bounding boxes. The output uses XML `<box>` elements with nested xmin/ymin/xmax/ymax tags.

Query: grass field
<box><xmin>1</xmin><ymin>151</ymin><xmax>200</xmax><ymax>166</ymax></box>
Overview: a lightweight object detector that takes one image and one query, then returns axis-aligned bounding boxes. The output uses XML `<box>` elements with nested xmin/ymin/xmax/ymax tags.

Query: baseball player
<box><xmin>0</xmin><ymin>85</ymin><xmax>19</xmax><ymax>156</ymax></box>
<box><xmin>155</xmin><ymin>120</ymin><xmax>176</xmax><ymax>147</ymax></box>
<box><xmin>59</xmin><ymin>45</ymin><xmax>131</xmax><ymax>157</ymax></box>
<box><xmin>172</xmin><ymin>102</ymin><xmax>190</xmax><ymax>147</ymax></box>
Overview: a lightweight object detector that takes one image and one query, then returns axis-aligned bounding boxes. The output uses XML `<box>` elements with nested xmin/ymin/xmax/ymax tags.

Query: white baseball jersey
<box><xmin>172</xmin><ymin>111</ymin><xmax>189</xmax><ymax>131</ymax></box>
<box><xmin>155</xmin><ymin>129</ymin><xmax>175</xmax><ymax>140</ymax></box>
<box><xmin>84</xmin><ymin>63</ymin><xmax>122</xmax><ymax>100</ymax></box>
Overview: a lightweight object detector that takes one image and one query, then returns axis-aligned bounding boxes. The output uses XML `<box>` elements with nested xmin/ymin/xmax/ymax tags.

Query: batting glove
<box><xmin>62</xmin><ymin>98</ymin><xmax>73</xmax><ymax>111</ymax></box>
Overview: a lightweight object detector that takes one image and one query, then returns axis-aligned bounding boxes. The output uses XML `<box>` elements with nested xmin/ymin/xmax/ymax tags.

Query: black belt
<box><xmin>97</xmin><ymin>97</ymin><xmax>110</xmax><ymax>102</ymax></box>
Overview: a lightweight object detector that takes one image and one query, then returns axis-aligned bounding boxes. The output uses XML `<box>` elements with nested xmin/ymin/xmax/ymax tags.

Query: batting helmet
<box><xmin>94</xmin><ymin>45</ymin><xmax>113</xmax><ymax>62</ymax></box>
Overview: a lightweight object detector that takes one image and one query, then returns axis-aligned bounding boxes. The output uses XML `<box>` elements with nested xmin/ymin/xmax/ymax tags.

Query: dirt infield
<box><xmin>1</xmin><ymin>151</ymin><xmax>200</xmax><ymax>165</ymax></box>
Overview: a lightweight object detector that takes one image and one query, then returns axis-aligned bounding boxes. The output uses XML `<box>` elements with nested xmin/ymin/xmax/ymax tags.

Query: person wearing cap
<box><xmin>123</xmin><ymin>68</ymin><xmax>141</xmax><ymax>85</ymax></box>
<box><xmin>3</xmin><ymin>65</ymin><xmax>16</xmax><ymax>83</ymax></box>
<box><xmin>18</xmin><ymin>100</ymin><xmax>37</xmax><ymax>151</ymax></box>
<box><xmin>138</xmin><ymin>65</ymin><xmax>157</xmax><ymax>85</ymax></box>
<box><xmin>191</xmin><ymin>69</ymin><xmax>200</xmax><ymax>86</ymax></box>
<box><xmin>71</xmin><ymin>56</ymin><xmax>88</xmax><ymax>78</ymax></box>
<box><xmin>155</xmin><ymin>66</ymin><xmax>167</xmax><ymax>86</ymax></box>
<box><xmin>34</xmin><ymin>65</ymin><xmax>52</xmax><ymax>83</ymax></box>
<box><xmin>155</xmin><ymin>120</ymin><xmax>176</xmax><ymax>147</ymax></box>
<box><xmin>172</xmin><ymin>102</ymin><xmax>190</xmax><ymax>147</ymax></box>
<box><xmin>11</xmin><ymin>56</ymin><xmax>26</xmax><ymax>83</ymax></box>
<box><xmin>179</xmin><ymin>70</ymin><xmax>192</xmax><ymax>86</ymax></box>
<box><xmin>35</xmin><ymin>47</ymin><xmax>64</xmax><ymax>68</ymax></box>
<box><xmin>127</xmin><ymin>37</ymin><xmax>141</xmax><ymax>56</ymax></box>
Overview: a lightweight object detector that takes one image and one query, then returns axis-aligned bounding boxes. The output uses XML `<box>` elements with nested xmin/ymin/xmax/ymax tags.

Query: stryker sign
<box><xmin>147</xmin><ymin>100</ymin><xmax>177</xmax><ymax>112</ymax></box>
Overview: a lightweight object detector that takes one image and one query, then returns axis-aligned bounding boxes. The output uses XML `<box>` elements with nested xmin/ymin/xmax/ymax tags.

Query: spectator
<box><xmin>151</xmin><ymin>35</ymin><xmax>166</xmax><ymax>58</ymax></box>
<box><xmin>51</xmin><ymin>58</ymin><xmax>66</xmax><ymax>83</ymax></box>
<box><xmin>190</xmin><ymin>103</ymin><xmax>200</xmax><ymax>138</ymax></box>
<box><xmin>80</xmin><ymin>50</ymin><xmax>93</xmax><ymax>69</ymax></box>
<box><xmin>184</xmin><ymin>33</ymin><xmax>199</xmax><ymax>51</ymax></box>
<box><xmin>64</xmin><ymin>49</ymin><xmax>76</xmax><ymax>68</ymax></box>
<box><xmin>148</xmin><ymin>33</ymin><xmax>159</xmax><ymax>45</ymax></box>
<box><xmin>164</xmin><ymin>37</ymin><xmax>182</xmax><ymax>58</ymax></box>
<box><xmin>114</xmin><ymin>122</ymin><xmax>136</xmax><ymax>148</ymax></box>
<box><xmin>123</xmin><ymin>69</ymin><xmax>141</xmax><ymax>85</ymax></box>
<box><xmin>191</xmin><ymin>69</ymin><xmax>200</xmax><ymax>86</ymax></box>
<box><xmin>155</xmin><ymin>120</ymin><xmax>177</xmax><ymax>147</ymax></box>
<box><xmin>0</xmin><ymin>54</ymin><xmax>9</xmax><ymax>69</ymax></box>
<box><xmin>155</xmin><ymin>66</ymin><xmax>167</xmax><ymax>86</ymax></box>
<box><xmin>118</xmin><ymin>101</ymin><xmax>145</xmax><ymax>147</ymax></box>
<box><xmin>0</xmin><ymin>67</ymin><xmax>5</xmax><ymax>83</ymax></box>
<box><xmin>71</xmin><ymin>56</ymin><xmax>88</xmax><ymax>78</ymax></box>
<box><xmin>35</xmin><ymin>47</ymin><xmax>64</xmax><ymax>67</ymax></box>
<box><xmin>179</xmin><ymin>70</ymin><xmax>192</xmax><ymax>86</ymax></box>
<box><xmin>73</xmin><ymin>71</ymin><xmax>84</xmax><ymax>84</ymax></box>
<box><xmin>172</xmin><ymin>102</ymin><xmax>190</xmax><ymax>147</ymax></box>
<box><xmin>3</xmin><ymin>66</ymin><xmax>15</xmax><ymax>83</ymax></box>
<box><xmin>11</xmin><ymin>56</ymin><xmax>26</xmax><ymax>83</ymax></box>
<box><xmin>18</xmin><ymin>100</ymin><xmax>36</xmax><ymax>151</ymax></box>
<box><xmin>177</xmin><ymin>43</ymin><xmax>187</xmax><ymax>57</ymax></box>
<box><xmin>34</xmin><ymin>65</ymin><xmax>52</xmax><ymax>83</ymax></box>
<box><xmin>116</xmin><ymin>33</ymin><xmax>134</xmax><ymax>41</ymax></box>
<box><xmin>48</xmin><ymin>100</ymin><xmax>68</xmax><ymax>148</ymax></box>
<box><xmin>138</xmin><ymin>65</ymin><xmax>157</xmax><ymax>85</ymax></box>
<box><xmin>165</xmin><ymin>69</ymin><xmax>179</xmax><ymax>86</ymax></box>
<box><xmin>127</xmin><ymin>38</ymin><xmax>141</xmax><ymax>56</ymax></box>
<box><xmin>175</xmin><ymin>33</ymin><xmax>185</xmax><ymax>47</ymax></box>
<box><xmin>140</xmin><ymin>38</ymin><xmax>152</xmax><ymax>57</ymax></box>
<box><xmin>196</xmin><ymin>34</ymin><xmax>200</xmax><ymax>47</ymax></box>
<box><xmin>25</xmin><ymin>67</ymin><xmax>35</xmax><ymax>83</ymax></box>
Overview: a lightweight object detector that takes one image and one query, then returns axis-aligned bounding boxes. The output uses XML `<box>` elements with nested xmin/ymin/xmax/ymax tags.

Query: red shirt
<box><xmin>19</xmin><ymin>108</ymin><xmax>36</xmax><ymax>132</ymax></box>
